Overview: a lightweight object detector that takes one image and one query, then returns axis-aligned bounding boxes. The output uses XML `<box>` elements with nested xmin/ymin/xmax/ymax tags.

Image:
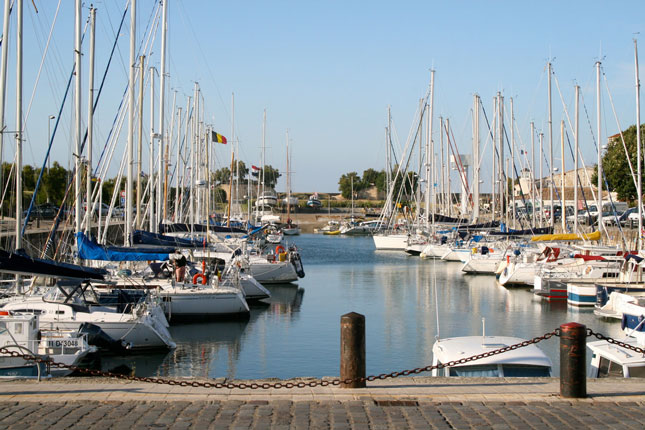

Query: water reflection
<box><xmin>119</xmin><ymin>235</ymin><xmax>624</xmax><ymax>379</ymax></box>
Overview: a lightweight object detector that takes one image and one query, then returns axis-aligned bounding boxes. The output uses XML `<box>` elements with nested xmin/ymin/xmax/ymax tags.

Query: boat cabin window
<box><xmin>12</xmin><ymin>309</ymin><xmax>43</xmax><ymax>315</ymax></box>
<box><xmin>449</xmin><ymin>365</ymin><xmax>499</xmax><ymax>377</ymax></box>
<box><xmin>627</xmin><ymin>366</ymin><xmax>645</xmax><ymax>378</ymax></box>
<box><xmin>501</xmin><ymin>365</ymin><xmax>551</xmax><ymax>377</ymax></box>
<box><xmin>14</xmin><ymin>322</ymin><xmax>22</xmax><ymax>334</ymax></box>
<box><xmin>598</xmin><ymin>357</ymin><xmax>624</xmax><ymax>378</ymax></box>
<box><xmin>449</xmin><ymin>364</ymin><xmax>551</xmax><ymax>377</ymax></box>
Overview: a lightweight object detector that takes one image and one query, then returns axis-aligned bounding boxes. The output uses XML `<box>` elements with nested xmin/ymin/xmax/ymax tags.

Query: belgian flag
<box><xmin>211</xmin><ymin>131</ymin><xmax>227</xmax><ymax>144</ymax></box>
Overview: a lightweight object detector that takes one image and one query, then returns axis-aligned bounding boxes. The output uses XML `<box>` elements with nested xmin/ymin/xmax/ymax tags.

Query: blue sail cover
<box><xmin>76</xmin><ymin>232</ymin><xmax>173</xmax><ymax>261</ymax></box>
<box><xmin>132</xmin><ymin>230</ymin><xmax>206</xmax><ymax>248</ymax></box>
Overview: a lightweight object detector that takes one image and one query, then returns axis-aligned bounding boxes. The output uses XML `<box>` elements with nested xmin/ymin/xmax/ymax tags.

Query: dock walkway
<box><xmin>1</xmin><ymin>377</ymin><xmax>645</xmax><ymax>428</ymax></box>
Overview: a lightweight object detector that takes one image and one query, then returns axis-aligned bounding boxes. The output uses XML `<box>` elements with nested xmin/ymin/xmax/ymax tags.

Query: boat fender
<box><xmin>621</xmin><ymin>315</ymin><xmax>627</xmax><ymax>330</ymax></box>
<box><xmin>192</xmin><ymin>273</ymin><xmax>207</xmax><ymax>285</ymax></box>
<box><xmin>0</xmin><ymin>310</ymin><xmax>9</xmax><ymax>316</ymax></box>
<box><xmin>291</xmin><ymin>253</ymin><xmax>305</xmax><ymax>278</ymax></box>
<box><xmin>472</xmin><ymin>247</ymin><xmax>478</xmax><ymax>254</ymax></box>
<box><xmin>275</xmin><ymin>245</ymin><xmax>286</xmax><ymax>255</ymax></box>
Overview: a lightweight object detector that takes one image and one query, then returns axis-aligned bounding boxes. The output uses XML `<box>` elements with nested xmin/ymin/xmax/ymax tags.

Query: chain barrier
<box><xmin>586</xmin><ymin>328</ymin><xmax>645</xmax><ymax>355</ymax></box>
<box><xmin>0</xmin><ymin>328</ymin><xmax>633</xmax><ymax>390</ymax></box>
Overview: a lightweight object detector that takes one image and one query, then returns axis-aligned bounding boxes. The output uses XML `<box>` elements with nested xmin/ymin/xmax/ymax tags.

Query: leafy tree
<box><xmin>361</xmin><ymin>168</ymin><xmax>387</xmax><ymax>192</ymax></box>
<box><xmin>338</xmin><ymin>172</ymin><xmax>366</xmax><ymax>199</ymax></box>
<box><xmin>213</xmin><ymin>167</ymin><xmax>231</xmax><ymax>185</ymax></box>
<box><xmin>259</xmin><ymin>165</ymin><xmax>281</xmax><ymax>189</ymax></box>
<box><xmin>43</xmin><ymin>162</ymin><xmax>69</xmax><ymax>205</ymax></box>
<box><xmin>594</xmin><ymin>124</ymin><xmax>645</xmax><ymax>201</ymax></box>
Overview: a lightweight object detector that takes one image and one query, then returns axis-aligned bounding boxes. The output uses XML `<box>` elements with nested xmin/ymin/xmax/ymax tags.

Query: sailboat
<box><xmin>282</xmin><ymin>131</ymin><xmax>300</xmax><ymax>236</ymax></box>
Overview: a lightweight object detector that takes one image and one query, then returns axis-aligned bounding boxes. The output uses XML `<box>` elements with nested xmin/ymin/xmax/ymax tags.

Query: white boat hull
<box><xmin>372</xmin><ymin>234</ymin><xmax>409</xmax><ymax>250</ymax></box>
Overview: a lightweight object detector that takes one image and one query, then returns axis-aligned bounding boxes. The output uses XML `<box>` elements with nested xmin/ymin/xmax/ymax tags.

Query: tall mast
<box><xmin>574</xmin><ymin>85</ymin><xmax>580</xmax><ymax>234</ymax></box>
<box><xmin>148</xmin><ymin>67</ymin><xmax>155</xmax><ymax>232</ymax></box>
<box><xmin>286</xmin><ymin>130</ymin><xmax>291</xmax><ymax>221</ymax></box>
<box><xmin>439</xmin><ymin>116</ymin><xmax>445</xmax><ymax>214</ymax></box>
<box><xmin>73</xmin><ymin>0</ymin><xmax>82</xmax><ymax>247</ymax></box>
<box><xmin>636</xmin><ymin>40</ymin><xmax>642</xmax><ymax>251</ymax></box>
<box><xmin>417</xmin><ymin>98</ymin><xmax>423</xmax><ymax>222</ymax></box>
<box><xmin>596</xmin><ymin>61</ymin><xmax>603</xmax><ymax>230</ymax></box>
<box><xmin>491</xmin><ymin>98</ymin><xmax>496</xmax><ymax>219</ymax></box>
<box><xmin>510</xmin><ymin>97</ymin><xmax>515</xmax><ymax>228</ymax></box>
<box><xmin>531</xmin><ymin>122</ymin><xmax>535</xmax><ymax>227</ymax></box>
<box><xmin>136</xmin><ymin>55</ymin><xmax>145</xmax><ymax>228</ymax></box>
<box><xmin>156</xmin><ymin>0</ymin><xmax>168</xmax><ymax>232</ymax></box>
<box><xmin>548</xmin><ymin>62</ymin><xmax>554</xmax><ymax>227</ymax></box>
<box><xmin>15</xmin><ymin>0</ymin><xmax>23</xmax><ymax>250</ymax></box>
<box><xmin>386</xmin><ymin>106</ymin><xmax>391</xmax><ymax>214</ymax></box>
<box><xmin>0</xmin><ymin>0</ymin><xmax>11</xmax><ymax>205</ymax></box>
<box><xmin>497</xmin><ymin>93</ymin><xmax>504</xmax><ymax>222</ymax></box>
<box><xmin>425</xmin><ymin>70</ymin><xmax>435</xmax><ymax>228</ymax></box>
<box><xmin>125</xmin><ymin>0</ymin><xmax>136</xmax><ymax>245</ymax></box>
<box><xmin>560</xmin><ymin>120</ymin><xmax>565</xmax><ymax>232</ymax></box>
<box><xmin>539</xmin><ymin>132</ymin><xmax>543</xmax><ymax>228</ymax></box>
<box><xmin>164</xmin><ymin>90</ymin><xmax>176</xmax><ymax>222</ymax></box>
<box><xmin>174</xmin><ymin>106</ymin><xmax>182</xmax><ymax>221</ymax></box>
<box><xmin>262</xmin><ymin>109</ymin><xmax>266</xmax><ymax>200</ymax></box>
<box><xmin>472</xmin><ymin>94</ymin><xmax>480</xmax><ymax>222</ymax></box>
<box><xmin>231</xmin><ymin>92</ymin><xmax>236</xmax><ymax>215</ymax></box>
<box><xmin>445</xmin><ymin>119</ymin><xmax>451</xmax><ymax>216</ymax></box>
<box><xmin>85</xmin><ymin>6</ymin><xmax>96</xmax><ymax>235</ymax></box>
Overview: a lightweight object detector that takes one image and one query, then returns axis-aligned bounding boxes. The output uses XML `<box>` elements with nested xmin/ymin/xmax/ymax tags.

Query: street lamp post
<box><xmin>47</xmin><ymin>115</ymin><xmax>55</xmax><ymax>203</ymax></box>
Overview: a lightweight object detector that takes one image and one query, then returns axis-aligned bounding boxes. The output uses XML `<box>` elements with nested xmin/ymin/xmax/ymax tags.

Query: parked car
<box><xmin>601</xmin><ymin>211</ymin><xmax>623</xmax><ymax>226</ymax></box>
<box><xmin>23</xmin><ymin>203</ymin><xmax>59</xmax><ymax>220</ymax></box>
<box><xmin>628</xmin><ymin>209</ymin><xmax>645</xmax><ymax>228</ymax></box>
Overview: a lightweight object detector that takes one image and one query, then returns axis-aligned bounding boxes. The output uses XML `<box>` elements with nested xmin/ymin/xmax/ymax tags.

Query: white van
<box><xmin>602</xmin><ymin>201</ymin><xmax>628</xmax><ymax>214</ymax></box>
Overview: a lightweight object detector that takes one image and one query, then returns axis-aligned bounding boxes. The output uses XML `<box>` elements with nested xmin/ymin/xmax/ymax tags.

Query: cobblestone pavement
<box><xmin>0</xmin><ymin>399</ymin><xmax>644</xmax><ymax>429</ymax></box>
<box><xmin>2</xmin><ymin>377</ymin><xmax>645</xmax><ymax>429</ymax></box>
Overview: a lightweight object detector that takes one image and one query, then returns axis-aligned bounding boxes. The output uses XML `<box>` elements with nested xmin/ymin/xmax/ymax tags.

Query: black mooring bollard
<box><xmin>560</xmin><ymin>322</ymin><xmax>586</xmax><ymax>398</ymax></box>
<box><xmin>340</xmin><ymin>312</ymin><xmax>366</xmax><ymax>388</ymax></box>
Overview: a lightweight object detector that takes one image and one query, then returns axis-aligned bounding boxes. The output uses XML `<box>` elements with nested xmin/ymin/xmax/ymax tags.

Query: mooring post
<box><xmin>560</xmin><ymin>322</ymin><xmax>586</xmax><ymax>398</ymax></box>
<box><xmin>340</xmin><ymin>312</ymin><xmax>365</xmax><ymax>388</ymax></box>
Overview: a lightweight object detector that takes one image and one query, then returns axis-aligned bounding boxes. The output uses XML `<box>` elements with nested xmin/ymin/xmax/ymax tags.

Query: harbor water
<box><xmin>104</xmin><ymin>234</ymin><xmax>622</xmax><ymax>379</ymax></box>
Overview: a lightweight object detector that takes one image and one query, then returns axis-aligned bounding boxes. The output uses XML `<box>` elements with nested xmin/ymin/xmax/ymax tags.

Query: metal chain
<box><xmin>586</xmin><ymin>328</ymin><xmax>645</xmax><ymax>355</ymax></box>
<box><xmin>0</xmin><ymin>329</ymin><xmax>559</xmax><ymax>389</ymax></box>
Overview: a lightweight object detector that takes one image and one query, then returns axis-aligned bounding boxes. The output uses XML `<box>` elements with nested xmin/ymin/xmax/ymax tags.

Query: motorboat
<box><xmin>255</xmin><ymin>191</ymin><xmax>278</xmax><ymax>207</ymax></box>
<box><xmin>1</xmin><ymin>282</ymin><xmax>176</xmax><ymax>352</ymax></box>
<box><xmin>0</xmin><ymin>313</ymin><xmax>49</xmax><ymax>378</ymax></box>
<box><xmin>588</xmin><ymin>311</ymin><xmax>645</xmax><ymax>378</ymax></box>
<box><xmin>306</xmin><ymin>193</ymin><xmax>322</xmax><ymax>209</ymax></box>
<box><xmin>431</xmin><ymin>335</ymin><xmax>552</xmax><ymax>377</ymax></box>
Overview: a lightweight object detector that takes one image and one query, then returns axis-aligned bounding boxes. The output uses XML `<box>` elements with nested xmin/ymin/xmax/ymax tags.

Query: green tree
<box><xmin>338</xmin><ymin>172</ymin><xmax>366</xmax><ymax>199</ymax></box>
<box><xmin>361</xmin><ymin>168</ymin><xmax>387</xmax><ymax>192</ymax></box>
<box><xmin>260</xmin><ymin>165</ymin><xmax>281</xmax><ymax>189</ymax></box>
<box><xmin>213</xmin><ymin>167</ymin><xmax>231</xmax><ymax>185</ymax></box>
<box><xmin>595</xmin><ymin>124</ymin><xmax>645</xmax><ymax>201</ymax></box>
<box><xmin>43</xmin><ymin>162</ymin><xmax>69</xmax><ymax>205</ymax></box>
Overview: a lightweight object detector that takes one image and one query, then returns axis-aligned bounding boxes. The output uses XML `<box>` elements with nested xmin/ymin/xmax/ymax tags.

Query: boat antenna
<box><xmin>481</xmin><ymin>317</ymin><xmax>486</xmax><ymax>344</ymax></box>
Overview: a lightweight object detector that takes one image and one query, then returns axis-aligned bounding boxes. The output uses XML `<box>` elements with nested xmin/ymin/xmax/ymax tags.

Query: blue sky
<box><xmin>4</xmin><ymin>0</ymin><xmax>645</xmax><ymax>194</ymax></box>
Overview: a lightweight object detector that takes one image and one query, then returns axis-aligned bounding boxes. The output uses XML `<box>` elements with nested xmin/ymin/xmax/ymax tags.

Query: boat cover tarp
<box><xmin>132</xmin><ymin>230</ymin><xmax>206</xmax><ymax>248</ymax></box>
<box><xmin>0</xmin><ymin>249</ymin><xmax>107</xmax><ymax>280</ymax></box>
<box><xmin>457</xmin><ymin>221</ymin><xmax>500</xmax><ymax>231</ymax></box>
<box><xmin>159</xmin><ymin>223</ymin><xmax>246</xmax><ymax>234</ymax></box>
<box><xmin>490</xmin><ymin>226</ymin><xmax>553</xmax><ymax>236</ymax></box>
<box><xmin>531</xmin><ymin>230</ymin><xmax>602</xmax><ymax>242</ymax></box>
<box><xmin>429</xmin><ymin>214</ymin><xmax>468</xmax><ymax>224</ymax></box>
<box><xmin>76</xmin><ymin>232</ymin><xmax>172</xmax><ymax>261</ymax></box>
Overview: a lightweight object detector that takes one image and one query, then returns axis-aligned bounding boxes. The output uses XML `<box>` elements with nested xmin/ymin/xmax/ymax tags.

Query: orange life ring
<box><xmin>275</xmin><ymin>245</ymin><xmax>286</xmax><ymax>255</ymax></box>
<box><xmin>192</xmin><ymin>273</ymin><xmax>207</xmax><ymax>285</ymax></box>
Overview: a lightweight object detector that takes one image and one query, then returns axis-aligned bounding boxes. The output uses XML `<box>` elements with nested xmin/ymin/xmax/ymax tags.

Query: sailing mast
<box><xmin>136</xmin><ymin>55</ymin><xmax>145</xmax><ymax>229</ymax></box>
<box><xmin>0</xmin><ymin>0</ymin><xmax>10</xmax><ymax>217</ymax></box>
<box><xmin>636</xmin><ymin>39</ymin><xmax>642</xmax><ymax>251</ymax></box>
<box><xmin>148</xmin><ymin>67</ymin><xmax>155</xmax><ymax>232</ymax></box>
<box><xmin>574</xmin><ymin>85</ymin><xmax>580</xmax><ymax>234</ymax></box>
<box><xmin>125</xmin><ymin>0</ymin><xmax>136</xmax><ymax>246</ymax></box>
<box><xmin>85</xmin><ymin>6</ymin><xmax>96</xmax><ymax>235</ymax></box>
<box><xmin>596</xmin><ymin>60</ymin><xmax>603</xmax><ymax>230</ymax></box>
<box><xmin>425</xmin><ymin>70</ymin><xmax>435</xmax><ymax>229</ymax></box>
<box><xmin>73</xmin><ymin>0</ymin><xmax>82</xmax><ymax>251</ymax></box>
<box><xmin>286</xmin><ymin>130</ymin><xmax>291</xmax><ymax>223</ymax></box>
<box><xmin>560</xmin><ymin>120</ymin><xmax>565</xmax><ymax>232</ymax></box>
<box><xmin>472</xmin><ymin>94</ymin><xmax>480</xmax><ymax>222</ymax></box>
<box><xmin>156</xmin><ymin>0</ymin><xmax>168</xmax><ymax>233</ymax></box>
<box><xmin>14</xmin><ymin>0</ymin><xmax>22</xmax><ymax>290</ymax></box>
<box><xmin>548</xmin><ymin>62</ymin><xmax>554</xmax><ymax>228</ymax></box>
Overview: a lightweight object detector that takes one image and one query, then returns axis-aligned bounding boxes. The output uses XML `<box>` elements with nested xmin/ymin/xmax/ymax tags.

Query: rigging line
<box><xmin>23</xmin><ymin>0</ymin><xmax>62</xmax><ymax>128</ymax></box>
<box><xmin>602</xmin><ymin>71</ymin><xmax>637</xmax><ymax>190</ymax></box>
<box><xmin>94</xmin><ymin>1</ymin><xmax>160</xmax><ymax>176</ymax></box>
<box><xmin>21</xmin><ymin>18</ymin><xmax>91</xmax><ymax>237</ymax></box>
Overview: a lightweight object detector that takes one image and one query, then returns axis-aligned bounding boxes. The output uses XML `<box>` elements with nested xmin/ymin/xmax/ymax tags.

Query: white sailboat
<box><xmin>282</xmin><ymin>131</ymin><xmax>300</xmax><ymax>236</ymax></box>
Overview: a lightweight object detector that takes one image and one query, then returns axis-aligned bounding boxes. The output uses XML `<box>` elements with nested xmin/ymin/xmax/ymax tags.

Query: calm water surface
<box><xmin>111</xmin><ymin>234</ymin><xmax>622</xmax><ymax>379</ymax></box>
